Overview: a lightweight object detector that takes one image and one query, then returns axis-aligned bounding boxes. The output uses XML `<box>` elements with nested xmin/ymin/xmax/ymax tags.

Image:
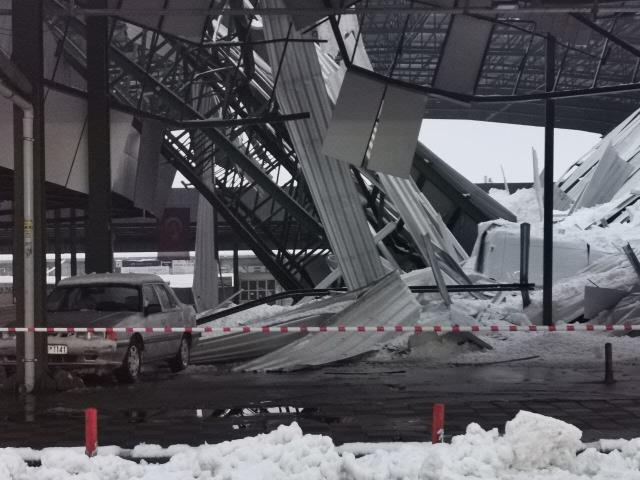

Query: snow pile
<box><xmin>196</xmin><ymin>304</ymin><xmax>293</xmax><ymax>338</ymax></box>
<box><xmin>489</xmin><ymin>187</ymin><xmax>543</xmax><ymax>224</ymax></box>
<box><xmin>4</xmin><ymin>412</ymin><xmax>640</xmax><ymax>479</ymax></box>
<box><xmin>489</xmin><ymin>188</ymin><xmax>640</xmax><ymax>254</ymax></box>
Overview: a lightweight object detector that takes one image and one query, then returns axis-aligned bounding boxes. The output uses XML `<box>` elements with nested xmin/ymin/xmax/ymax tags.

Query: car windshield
<box><xmin>46</xmin><ymin>285</ymin><xmax>141</xmax><ymax>313</ymax></box>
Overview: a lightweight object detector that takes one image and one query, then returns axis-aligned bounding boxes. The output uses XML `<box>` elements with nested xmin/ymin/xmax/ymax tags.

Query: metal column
<box><xmin>69</xmin><ymin>209</ymin><xmax>77</xmax><ymax>276</ymax></box>
<box><xmin>54</xmin><ymin>209</ymin><xmax>61</xmax><ymax>284</ymax></box>
<box><xmin>12</xmin><ymin>0</ymin><xmax>48</xmax><ymax>390</ymax></box>
<box><xmin>85</xmin><ymin>0</ymin><xmax>113</xmax><ymax>274</ymax></box>
<box><xmin>233</xmin><ymin>247</ymin><xmax>240</xmax><ymax>294</ymax></box>
<box><xmin>542</xmin><ymin>35</ymin><xmax>556</xmax><ymax>326</ymax></box>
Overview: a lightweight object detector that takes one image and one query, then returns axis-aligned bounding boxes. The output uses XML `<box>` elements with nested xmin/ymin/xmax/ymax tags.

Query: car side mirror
<box><xmin>145</xmin><ymin>303</ymin><xmax>162</xmax><ymax>315</ymax></box>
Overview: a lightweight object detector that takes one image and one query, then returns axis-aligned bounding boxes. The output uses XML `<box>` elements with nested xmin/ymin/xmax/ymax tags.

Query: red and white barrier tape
<box><xmin>0</xmin><ymin>324</ymin><xmax>638</xmax><ymax>334</ymax></box>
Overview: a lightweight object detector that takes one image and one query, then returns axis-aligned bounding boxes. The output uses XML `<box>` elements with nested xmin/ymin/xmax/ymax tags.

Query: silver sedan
<box><xmin>0</xmin><ymin>273</ymin><xmax>198</xmax><ymax>383</ymax></box>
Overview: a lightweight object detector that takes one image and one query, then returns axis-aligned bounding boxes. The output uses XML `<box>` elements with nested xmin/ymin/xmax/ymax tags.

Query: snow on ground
<box><xmin>402</xmin><ymin>330</ymin><xmax>640</xmax><ymax>367</ymax></box>
<box><xmin>2</xmin><ymin>411</ymin><xmax>640</xmax><ymax>479</ymax></box>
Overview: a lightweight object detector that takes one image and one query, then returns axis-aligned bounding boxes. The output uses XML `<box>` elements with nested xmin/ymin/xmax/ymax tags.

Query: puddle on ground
<box><xmin>3</xmin><ymin>404</ymin><xmax>345</xmax><ymax>431</ymax></box>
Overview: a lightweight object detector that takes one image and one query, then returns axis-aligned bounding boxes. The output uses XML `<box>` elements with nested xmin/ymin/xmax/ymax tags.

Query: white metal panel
<box><xmin>0</xmin><ymin>0</ymin><xmax>11</xmax><ymax>57</ymax></box>
<box><xmin>0</xmin><ymin>95</ymin><xmax>13</xmax><ymax>170</ymax></box>
<box><xmin>134</xmin><ymin>119</ymin><xmax>164</xmax><ymax>215</ymax></box>
<box><xmin>161</xmin><ymin>0</ymin><xmax>214</xmax><ymax>40</ymax></box>
<box><xmin>283</xmin><ymin>0</ymin><xmax>343</xmax><ymax>30</ymax></box>
<box><xmin>110</xmin><ymin>111</ymin><xmax>139</xmax><ymax>201</ymax></box>
<box><xmin>433</xmin><ymin>14</ymin><xmax>493</xmax><ymax>95</ymax></box>
<box><xmin>43</xmin><ymin>23</ymin><xmax>86</xmax><ymax>91</ymax></box>
<box><xmin>152</xmin><ymin>156</ymin><xmax>177</xmax><ymax>216</ymax></box>
<box><xmin>108</xmin><ymin>0</ymin><xmax>214</xmax><ymax>41</ymax></box>
<box><xmin>322</xmin><ymin>69</ymin><xmax>384</xmax><ymax>167</ymax></box>
<box><xmin>44</xmin><ymin>90</ymin><xmax>89</xmax><ymax>194</ymax></box>
<box><xmin>368</xmin><ymin>83</ymin><xmax>427</xmax><ymax>178</ymax></box>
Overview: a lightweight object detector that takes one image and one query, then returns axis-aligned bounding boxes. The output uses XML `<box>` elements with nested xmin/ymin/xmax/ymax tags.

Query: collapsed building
<box><xmin>2</xmin><ymin>0</ymin><xmax>640</xmax><ymax>376</ymax></box>
<box><xmin>185</xmin><ymin>5</ymin><xmax>640</xmax><ymax>371</ymax></box>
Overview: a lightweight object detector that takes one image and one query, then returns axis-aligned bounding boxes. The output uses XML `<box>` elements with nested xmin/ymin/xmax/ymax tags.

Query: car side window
<box><xmin>154</xmin><ymin>284</ymin><xmax>172</xmax><ymax>310</ymax></box>
<box><xmin>142</xmin><ymin>284</ymin><xmax>160</xmax><ymax>307</ymax></box>
<box><xmin>162</xmin><ymin>285</ymin><xmax>178</xmax><ymax>308</ymax></box>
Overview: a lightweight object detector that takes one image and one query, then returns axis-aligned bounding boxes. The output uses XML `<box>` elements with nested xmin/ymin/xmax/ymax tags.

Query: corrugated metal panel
<box><xmin>558</xmin><ymin>107</ymin><xmax>640</xmax><ymax>202</ymax></box>
<box><xmin>262</xmin><ymin>1</ymin><xmax>386</xmax><ymax>290</ymax></box>
<box><xmin>190</xmin><ymin>290</ymin><xmax>362</xmax><ymax>364</ymax></box>
<box><xmin>380</xmin><ymin>174</ymin><xmax>468</xmax><ymax>264</ymax></box>
<box><xmin>571</xmin><ymin>141</ymin><xmax>633</xmax><ymax>211</ymax></box>
<box><xmin>237</xmin><ymin>271</ymin><xmax>420</xmax><ymax>371</ymax></box>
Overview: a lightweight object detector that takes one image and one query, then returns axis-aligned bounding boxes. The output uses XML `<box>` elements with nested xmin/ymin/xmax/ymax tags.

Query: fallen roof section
<box><xmin>237</xmin><ymin>270</ymin><xmax>420</xmax><ymax>372</ymax></box>
<box><xmin>190</xmin><ymin>288</ymin><xmax>363</xmax><ymax>364</ymax></box>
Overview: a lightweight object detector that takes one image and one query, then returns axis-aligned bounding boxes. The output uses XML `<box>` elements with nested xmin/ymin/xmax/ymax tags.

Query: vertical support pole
<box><xmin>542</xmin><ymin>35</ymin><xmax>556</xmax><ymax>327</ymax></box>
<box><xmin>54</xmin><ymin>209</ymin><xmax>61</xmax><ymax>284</ymax></box>
<box><xmin>13</xmin><ymin>0</ymin><xmax>47</xmax><ymax>392</ymax></box>
<box><xmin>233</xmin><ymin>246</ymin><xmax>240</xmax><ymax>294</ymax></box>
<box><xmin>432</xmin><ymin>403</ymin><xmax>445</xmax><ymax>443</ymax></box>
<box><xmin>85</xmin><ymin>0</ymin><xmax>112</xmax><ymax>274</ymax></box>
<box><xmin>12</xmin><ymin>102</ymin><xmax>24</xmax><ymax>345</ymax></box>
<box><xmin>85</xmin><ymin>407</ymin><xmax>98</xmax><ymax>457</ymax></box>
<box><xmin>69</xmin><ymin>208</ymin><xmax>77</xmax><ymax>276</ymax></box>
<box><xmin>520</xmin><ymin>222</ymin><xmax>531</xmax><ymax>308</ymax></box>
<box><xmin>604</xmin><ymin>342</ymin><xmax>614</xmax><ymax>385</ymax></box>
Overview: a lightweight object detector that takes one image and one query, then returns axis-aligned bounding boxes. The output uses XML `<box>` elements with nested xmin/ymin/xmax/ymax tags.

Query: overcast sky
<box><xmin>418</xmin><ymin>119</ymin><xmax>602</xmax><ymax>183</ymax></box>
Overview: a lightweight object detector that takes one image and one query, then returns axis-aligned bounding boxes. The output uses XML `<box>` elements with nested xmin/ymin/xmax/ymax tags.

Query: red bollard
<box><xmin>432</xmin><ymin>403</ymin><xmax>445</xmax><ymax>443</ymax></box>
<box><xmin>85</xmin><ymin>408</ymin><xmax>98</xmax><ymax>457</ymax></box>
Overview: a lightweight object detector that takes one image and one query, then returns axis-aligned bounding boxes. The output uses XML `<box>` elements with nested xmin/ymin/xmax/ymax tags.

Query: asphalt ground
<box><xmin>1</xmin><ymin>359</ymin><xmax>640</xmax><ymax>448</ymax></box>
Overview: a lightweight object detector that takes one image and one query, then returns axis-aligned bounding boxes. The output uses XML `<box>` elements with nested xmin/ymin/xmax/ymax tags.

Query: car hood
<box><xmin>47</xmin><ymin>310</ymin><xmax>142</xmax><ymax>327</ymax></box>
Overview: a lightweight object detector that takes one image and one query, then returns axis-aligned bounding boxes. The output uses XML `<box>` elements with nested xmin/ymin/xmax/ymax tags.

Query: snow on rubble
<box><xmin>2</xmin><ymin>411</ymin><xmax>640</xmax><ymax>479</ymax></box>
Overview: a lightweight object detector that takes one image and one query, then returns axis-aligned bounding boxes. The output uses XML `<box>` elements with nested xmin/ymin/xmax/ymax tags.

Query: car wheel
<box><xmin>169</xmin><ymin>335</ymin><xmax>190</xmax><ymax>373</ymax></box>
<box><xmin>116</xmin><ymin>340</ymin><xmax>143</xmax><ymax>383</ymax></box>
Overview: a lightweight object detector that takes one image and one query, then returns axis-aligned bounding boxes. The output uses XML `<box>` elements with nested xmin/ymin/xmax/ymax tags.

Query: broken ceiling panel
<box><xmin>432</xmin><ymin>14</ymin><xmax>493</xmax><ymax>95</ymax></box>
<box><xmin>368</xmin><ymin>84</ymin><xmax>427</xmax><ymax>178</ymax></box>
<box><xmin>107</xmin><ymin>0</ymin><xmax>216</xmax><ymax>41</ymax></box>
<box><xmin>322</xmin><ymin>69</ymin><xmax>384</xmax><ymax>168</ymax></box>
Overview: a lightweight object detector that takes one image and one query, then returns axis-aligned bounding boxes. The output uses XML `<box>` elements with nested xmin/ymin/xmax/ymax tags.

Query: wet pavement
<box><xmin>2</xmin><ymin>359</ymin><xmax>640</xmax><ymax>448</ymax></box>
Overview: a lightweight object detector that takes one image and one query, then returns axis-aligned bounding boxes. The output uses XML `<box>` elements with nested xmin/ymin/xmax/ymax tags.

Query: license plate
<box><xmin>48</xmin><ymin>345</ymin><xmax>68</xmax><ymax>355</ymax></box>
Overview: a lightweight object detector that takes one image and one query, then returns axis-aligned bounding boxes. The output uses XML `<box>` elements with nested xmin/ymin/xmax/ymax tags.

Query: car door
<box><xmin>153</xmin><ymin>283</ymin><xmax>182</xmax><ymax>358</ymax></box>
<box><xmin>141</xmin><ymin>284</ymin><xmax>166</xmax><ymax>361</ymax></box>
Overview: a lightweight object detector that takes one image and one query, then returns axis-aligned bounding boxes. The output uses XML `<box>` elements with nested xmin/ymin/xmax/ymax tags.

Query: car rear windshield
<box><xmin>46</xmin><ymin>285</ymin><xmax>141</xmax><ymax>312</ymax></box>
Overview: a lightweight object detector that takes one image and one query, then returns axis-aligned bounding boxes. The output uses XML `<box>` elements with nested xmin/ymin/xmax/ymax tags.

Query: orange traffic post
<box><xmin>432</xmin><ymin>403</ymin><xmax>445</xmax><ymax>443</ymax></box>
<box><xmin>85</xmin><ymin>407</ymin><xmax>98</xmax><ymax>457</ymax></box>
